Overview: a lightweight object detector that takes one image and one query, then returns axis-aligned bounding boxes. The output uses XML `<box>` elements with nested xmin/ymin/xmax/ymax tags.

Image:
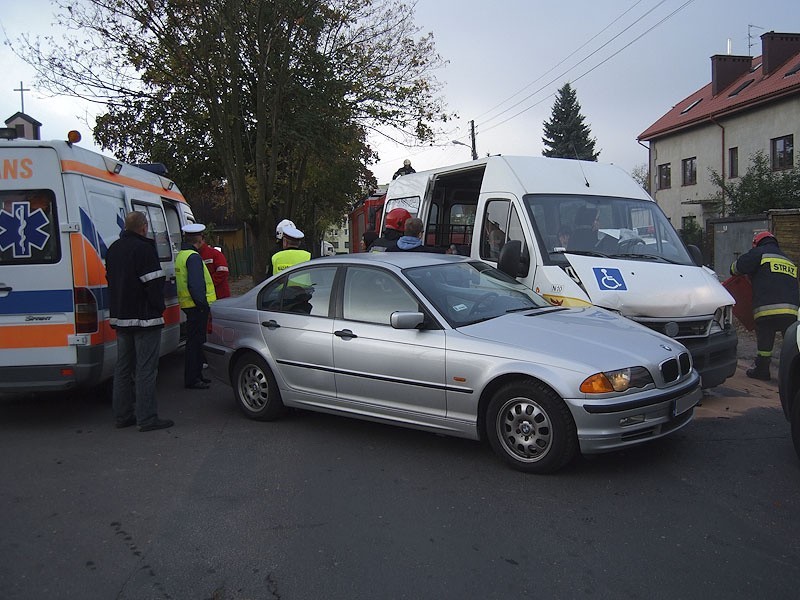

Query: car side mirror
<box><xmin>390</xmin><ymin>311</ymin><xmax>425</xmax><ymax>329</ymax></box>
<box><xmin>498</xmin><ymin>240</ymin><xmax>529</xmax><ymax>277</ymax></box>
<box><xmin>687</xmin><ymin>244</ymin><xmax>703</xmax><ymax>267</ymax></box>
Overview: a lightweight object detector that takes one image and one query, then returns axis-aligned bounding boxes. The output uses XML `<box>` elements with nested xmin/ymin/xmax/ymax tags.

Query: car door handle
<box><xmin>261</xmin><ymin>320</ymin><xmax>280</xmax><ymax>329</ymax></box>
<box><xmin>334</xmin><ymin>329</ymin><xmax>358</xmax><ymax>339</ymax></box>
<box><xmin>0</xmin><ymin>286</ymin><xmax>11</xmax><ymax>294</ymax></box>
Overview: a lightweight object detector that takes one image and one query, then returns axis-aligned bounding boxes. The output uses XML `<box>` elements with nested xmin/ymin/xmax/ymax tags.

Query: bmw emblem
<box><xmin>660</xmin><ymin>344</ymin><xmax>673</xmax><ymax>352</ymax></box>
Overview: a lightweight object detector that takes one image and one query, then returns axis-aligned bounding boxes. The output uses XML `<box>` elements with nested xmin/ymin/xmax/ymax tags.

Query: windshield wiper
<box><xmin>607</xmin><ymin>253</ymin><xmax>684</xmax><ymax>265</ymax></box>
<box><xmin>553</xmin><ymin>249</ymin><xmax>609</xmax><ymax>258</ymax></box>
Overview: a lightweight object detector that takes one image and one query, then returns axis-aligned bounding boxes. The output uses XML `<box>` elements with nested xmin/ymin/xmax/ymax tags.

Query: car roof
<box><xmin>313</xmin><ymin>251</ymin><xmax>471</xmax><ymax>269</ymax></box>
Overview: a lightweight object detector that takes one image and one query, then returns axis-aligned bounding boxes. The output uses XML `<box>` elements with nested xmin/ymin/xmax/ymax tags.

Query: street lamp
<box><xmin>452</xmin><ymin>140</ymin><xmax>477</xmax><ymax>160</ymax></box>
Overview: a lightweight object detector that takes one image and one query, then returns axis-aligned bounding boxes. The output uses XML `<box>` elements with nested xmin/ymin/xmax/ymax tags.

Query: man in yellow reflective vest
<box><xmin>177</xmin><ymin>223</ymin><xmax>217</xmax><ymax>389</ymax></box>
<box><xmin>271</xmin><ymin>224</ymin><xmax>311</xmax><ymax>275</ymax></box>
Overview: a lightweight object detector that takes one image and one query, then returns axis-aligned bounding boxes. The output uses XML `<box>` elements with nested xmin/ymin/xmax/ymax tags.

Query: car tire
<box><xmin>232</xmin><ymin>353</ymin><xmax>285</xmax><ymax>421</ymax></box>
<box><xmin>486</xmin><ymin>378</ymin><xmax>578</xmax><ymax>474</ymax></box>
<box><xmin>791</xmin><ymin>390</ymin><xmax>800</xmax><ymax>461</ymax></box>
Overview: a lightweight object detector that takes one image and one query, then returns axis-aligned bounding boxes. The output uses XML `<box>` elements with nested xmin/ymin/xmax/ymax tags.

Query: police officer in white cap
<box><xmin>271</xmin><ymin>224</ymin><xmax>311</xmax><ymax>275</ymax></box>
<box><xmin>177</xmin><ymin>223</ymin><xmax>216</xmax><ymax>389</ymax></box>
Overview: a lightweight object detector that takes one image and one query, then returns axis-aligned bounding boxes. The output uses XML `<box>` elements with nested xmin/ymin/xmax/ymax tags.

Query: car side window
<box><xmin>258</xmin><ymin>266</ymin><xmax>336</xmax><ymax>317</ymax></box>
<box><xmin>342</xmin><ymin>266</ymin><xmax>419</xmax><ymax>325</ymax></box>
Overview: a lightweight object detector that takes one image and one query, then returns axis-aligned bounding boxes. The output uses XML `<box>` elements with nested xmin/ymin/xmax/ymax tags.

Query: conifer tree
<box><xmin>542</xmin><ymin>83</ymin><xmax>600</xmax><ymax>161</ymax></box>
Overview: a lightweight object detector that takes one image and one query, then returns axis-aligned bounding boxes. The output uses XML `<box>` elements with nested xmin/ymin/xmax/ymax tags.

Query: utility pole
<box><xmin>469</xmin><ymin>120</ymin><xmax>478</xmax><ymax>160</ymax></box>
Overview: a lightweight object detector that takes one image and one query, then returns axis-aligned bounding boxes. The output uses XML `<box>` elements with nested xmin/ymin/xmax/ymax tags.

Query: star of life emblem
<box><xmin>0</xmin><ymin>201</ymin><xmax>52</xmax><ymax>258</ymax></box>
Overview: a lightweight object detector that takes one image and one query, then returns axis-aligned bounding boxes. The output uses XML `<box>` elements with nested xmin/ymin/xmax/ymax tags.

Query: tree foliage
<box><xmin>541</xmin><ymin>83</ymin><xmax>599</xmax><ymax>161</ymax></box>
<box><xmin>709</xmin><ymin>150</ymin><xmax>800</xmax><ymax>215</ymax></box>
<box><xmin>19</xmin><ymin>0</ymin><xmax>449</xmax><ymax>280</ymax></box>
<box><xmin>630</xmin><ymin>163</ymin><xmax>650</xmax><ymax>193</ymax></box>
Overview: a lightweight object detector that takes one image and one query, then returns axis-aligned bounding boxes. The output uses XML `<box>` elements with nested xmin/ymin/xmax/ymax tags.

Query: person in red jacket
<box><xmin>198</xmin><ymin>231</ymin><xmax>231</xmax><ymax>299</ymax></box>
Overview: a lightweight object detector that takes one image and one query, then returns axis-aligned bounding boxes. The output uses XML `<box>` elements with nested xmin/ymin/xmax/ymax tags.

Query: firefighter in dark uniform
<box><xmin>369</xmin><ymin>208</ymin><xmax>411</xmax><ymax>252</ymax></box>
<box><xmin>177</xmin><ymin>223</ymin><xmax>217</xmax><ymax>389</ymax></box>
<box><xmin>731</xmin><ymin>231</ymin><xmax>800</xmax><ymax>380</ymax></box>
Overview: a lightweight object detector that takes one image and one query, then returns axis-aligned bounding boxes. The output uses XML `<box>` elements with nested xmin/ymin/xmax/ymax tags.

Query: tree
<box><xmin>542</xmin><ymin>83</ymin><xmax>599</xmax><ymax>161</ymax></box>
<box><xmin>709</xmin><ymin>150</ymin><xmax>800</xmax><ymax>215</ymax></box>
<box><xmin>630</xmin><ymin>163</ymin><xmax>650</xmax><ymax>193</ymax></box>
<box><xmin>19</xmin><ymin>0</ymin><xmax>449</xmax><ymax>281</ymax></box>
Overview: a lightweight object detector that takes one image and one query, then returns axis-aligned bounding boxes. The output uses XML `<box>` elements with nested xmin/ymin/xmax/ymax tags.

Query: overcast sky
<box><xmin>2</xmin><ymin>0</ymin><xmax>798</xmax><ymax>185</ymax></box>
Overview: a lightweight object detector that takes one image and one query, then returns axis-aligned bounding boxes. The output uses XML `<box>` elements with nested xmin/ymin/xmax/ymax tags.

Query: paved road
<box><xmin>1</xmin><ymin>349</ymin><xmax>798</xmax><ymax>600</ymax></box>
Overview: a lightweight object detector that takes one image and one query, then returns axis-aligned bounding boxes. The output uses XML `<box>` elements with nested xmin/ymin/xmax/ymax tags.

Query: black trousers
<box><xmin>754</xmin><ymin>314</ymin><xmax>796</xmax><ymax>357</ymax></box>
<box><xmin>184</xmin><ymin>306</ymin><xmax>209</xmax><ymax>386</ymax></box>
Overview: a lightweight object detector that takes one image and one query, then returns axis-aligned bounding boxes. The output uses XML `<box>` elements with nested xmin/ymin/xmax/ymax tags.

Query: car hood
<box><xmin>457</xmin><ymin>306</ymin><xmax>684</xmax><ymax>371</ymax></box>
<box><xmin>564</xmin><ymin>254</ymin><xmax>733</xmax><ymax>317</ymax></box>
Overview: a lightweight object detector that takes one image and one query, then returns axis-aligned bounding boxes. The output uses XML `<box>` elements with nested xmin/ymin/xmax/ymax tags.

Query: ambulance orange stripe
<box><xmin>81</xmin><ymin>236</ymin><xmax>107</xmax><ymax>285</ymax></box>
<box><xmin>70</xmin><ymin>233</ymin><xmax>88</xmax><ymax>287</ymax></box>
<box><xmin>0</xmin><ymin>324</ymin><xmax>74</xmax><ymax>349</ymax></box>
<box><xmin>60</xmin><ymin>160</ymin><xmax>186</xmax><ymax>203</ymax></box>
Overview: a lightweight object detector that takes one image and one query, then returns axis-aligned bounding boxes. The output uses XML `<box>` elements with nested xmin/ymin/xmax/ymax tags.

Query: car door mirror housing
<box><xmin>391</xmin><ymin>311</ymin><xmax>425</xmax><ymax>329</ymax></box>
<box><xmin>498</xmin><ymin>240</ymin><xmax>528</xmax><ymax>277</ymax></box>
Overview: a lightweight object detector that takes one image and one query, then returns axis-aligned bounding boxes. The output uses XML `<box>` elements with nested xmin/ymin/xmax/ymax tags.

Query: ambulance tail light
<box><xmin>74</xmin><ymin>287</ymin><xmax>98</xmax><ymax>334</ymax></box>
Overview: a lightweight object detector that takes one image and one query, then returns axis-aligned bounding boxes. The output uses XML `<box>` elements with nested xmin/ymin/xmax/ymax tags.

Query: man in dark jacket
<box><xmin>105</xmin><ymin>210</ymin><xmax>173</xmax><ymax>432</ymax></box>
<box><xmin>731</xmin><ymin>231</ymin><xmax>800</xmax><ymax>380</ymax></box>
<box><xmin>369</xmin><ymin>208</ymin><xmax>411</xmax><ymax>252</ymax></box>
<box><xmin>388</xmin><ymin>217</ymin><xmax>427</xmax><ymax>252</ymax></box>
<box><xmin>392</xmin><ymin>159</ymin><xmax>415</xmax><ymax>179</ymax></box>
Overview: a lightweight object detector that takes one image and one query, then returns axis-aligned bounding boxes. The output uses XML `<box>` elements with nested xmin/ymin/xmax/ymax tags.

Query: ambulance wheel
<box><xmin>486</xmin><ymin>378</ymin><xmax>578</xmax><ymax>474</ymax></box>
<box><xmin>232</xmin><ymin>353</ymin><xmax>285</xmax><ymax>421</ymax></box>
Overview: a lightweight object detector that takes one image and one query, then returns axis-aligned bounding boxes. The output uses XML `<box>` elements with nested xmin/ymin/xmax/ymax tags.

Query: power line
<box><xmin>479</xmin><ymin>0</ymin><xmax>696</xmax><ymax>135</ymax></box>
<box><xmin>474</xmin><ymin>0</ymin><xmax>646</xmax><ymax>124</ymax></box>
<box><xmin>477</xmin><ymin>0</ymin><xmax>672</xmax><ymax>132</ymax></box>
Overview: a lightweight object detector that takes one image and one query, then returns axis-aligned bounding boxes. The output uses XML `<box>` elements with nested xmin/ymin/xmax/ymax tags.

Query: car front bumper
<box><xmin>565</xmin><ymin>375</ymin><xmax>702</xmax><ymax>454</ymax></box>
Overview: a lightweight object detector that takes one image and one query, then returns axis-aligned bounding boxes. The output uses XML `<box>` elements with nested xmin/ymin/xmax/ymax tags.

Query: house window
<box><xmin>681</xmin><ymin>157</ymin><xmax>697</xmax><ymax>186</ymax></box>
<box><xmin>657</xmin><ymin>163</ymin><xmax>671</xmax><ymax>190</ymax></box>
<box><xmin>729</xmin><ymin>147</ymin><xmax>739</xmax><ymax>178</ymax></box>
<box><xmin>771</xmin><ymin>135</ymin><xmax>794</xmax><ymax>171</ymax></box>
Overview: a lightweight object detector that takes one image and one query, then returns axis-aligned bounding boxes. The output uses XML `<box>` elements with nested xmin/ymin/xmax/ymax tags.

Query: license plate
<box><xmin>673</xmin><ymin>387</ymin><xmax>702</xmax><ymax>417</ymax></box>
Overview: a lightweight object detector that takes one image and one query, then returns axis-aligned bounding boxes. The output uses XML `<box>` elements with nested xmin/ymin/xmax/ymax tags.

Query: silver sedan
<box><xmin>205</xmin><ymin>252</ymin><xmax>701</xmax><ymax>473</ymax></box>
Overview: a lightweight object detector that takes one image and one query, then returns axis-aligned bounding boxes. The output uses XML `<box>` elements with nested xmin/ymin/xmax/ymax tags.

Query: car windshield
<box><xmin>405</xmin><ymin>260</ymin><xmax>551</xmax><ymax>327</ymax></box>
<box><xmin>525</xmin><ymin>194</ymin><xmax>694</xmax><ymax>265</ymax></box>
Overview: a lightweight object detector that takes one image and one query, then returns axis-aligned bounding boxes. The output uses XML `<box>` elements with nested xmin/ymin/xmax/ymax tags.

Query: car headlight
<box><xmin>712</xmin><ymin>305</ymin><xmax>733</xmax><ymax>330</ymax></box>
<box><xmin>580</xmin><ymin>366</ymin><xmax>653</xmax><ymax>393</ymax></box>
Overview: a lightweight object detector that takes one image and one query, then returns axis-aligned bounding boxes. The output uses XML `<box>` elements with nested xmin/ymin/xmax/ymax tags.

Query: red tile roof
<box><xmin>638</xmin><ymin>51</ymin><xmax>800</xmax><ymax>141</ymax></box>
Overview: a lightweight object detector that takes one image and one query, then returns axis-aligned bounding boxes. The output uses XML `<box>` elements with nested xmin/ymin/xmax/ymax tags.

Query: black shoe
<box><xmin>185</xmin><ymin>380</ymin><xmax>210</xmax><ymax>390</ymax></box>
<box><xmin>115</xmin><ymin>416</ymin><xmax>137</xmax><ymax>429</ymax></box>
<box><xmin>139</xmin><ymin>418</ymin><xmax>174</xmax><ymax>432</ymax></box>
<box><xmin>200</xmin><ymin>376</ymin><xmax>212</xmax><ymax>384</ymax></box>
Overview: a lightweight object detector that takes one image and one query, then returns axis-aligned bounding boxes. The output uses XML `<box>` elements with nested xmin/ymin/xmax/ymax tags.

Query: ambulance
<box><xmin>0</xmin><ymin>130</ymin><xmax>195</xmax><ymax>393</ymax></box>
<box><xmin>379</xmin><ymin>155</ymin><xmax>738</xmax><ymax>388</ymax></box>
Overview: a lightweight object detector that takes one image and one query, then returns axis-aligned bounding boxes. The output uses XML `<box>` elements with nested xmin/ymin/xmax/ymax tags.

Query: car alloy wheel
<box><xmin>232</xmin><ymin>353</ymin><xmax>284</xmax><ymax>421</ymax></box>
<box><xmin>486</xmin><ymin>378</ymin><xmax>578</xmax><ymax>474</ymax></box>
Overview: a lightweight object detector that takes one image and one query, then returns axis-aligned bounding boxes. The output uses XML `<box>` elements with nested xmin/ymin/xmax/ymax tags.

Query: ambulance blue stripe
<box><xmin>0</xmin><ymin>290</ymin><xmax>74</xmax><ymax>314</ymax></box>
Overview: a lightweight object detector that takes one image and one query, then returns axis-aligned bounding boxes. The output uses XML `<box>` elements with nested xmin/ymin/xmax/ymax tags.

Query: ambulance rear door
<box><xmin>0</xmin><ymin>146</ymin><xmax>78</xmax><ymax>384</ymax></box>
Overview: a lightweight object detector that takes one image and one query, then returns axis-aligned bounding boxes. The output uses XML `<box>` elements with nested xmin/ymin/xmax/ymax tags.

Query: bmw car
<box><xmin>204</xmin><ymin>252</ymin><xmax>701</xmax><ymax>473</ymax></box>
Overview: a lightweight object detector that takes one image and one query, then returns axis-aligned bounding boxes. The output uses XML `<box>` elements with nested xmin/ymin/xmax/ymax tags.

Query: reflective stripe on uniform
<box><xmin>140</xmin><ymin>269</ymin><xmax>166</xmax><ymax>283</ymax></box>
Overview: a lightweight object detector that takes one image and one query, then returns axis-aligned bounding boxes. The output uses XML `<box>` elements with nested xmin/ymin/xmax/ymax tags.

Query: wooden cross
<box><xmin>13</xmin><ymin>81</ymin><xmax>30</xmax><ymax>114</ymax></box>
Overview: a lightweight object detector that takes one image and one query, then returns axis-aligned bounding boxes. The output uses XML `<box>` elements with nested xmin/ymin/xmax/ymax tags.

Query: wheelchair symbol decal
<box><xmin>593</xmin><ymin>267</ymin><xmax>627</xmax><ymax>291</ymax></box>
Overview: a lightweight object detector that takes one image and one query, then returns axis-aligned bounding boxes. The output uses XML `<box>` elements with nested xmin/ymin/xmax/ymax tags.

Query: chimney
<box><xmin>761</xmin><ymin>31</ymin><xmax>800</xmax><ymax>76</ymax></box>
<box><xmin>710</xmin><ymin>55</ymin><xmax>752</xmax><ymax>96</ymax></box>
